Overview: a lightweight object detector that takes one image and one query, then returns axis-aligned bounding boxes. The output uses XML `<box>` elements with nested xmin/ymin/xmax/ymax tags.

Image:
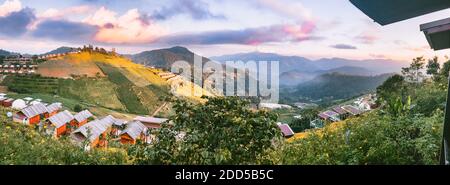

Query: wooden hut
<box><xmin>120</xmin><ymin>121</ymin><xmax>147</xmax><ymax>145</ymax></box>
<box><xmin>46</xmin><ymin>103</ymin><xmax>62</xmax><ymax>117</ymax></box>
<box><xmin>71</xmin><ymin>115</ymin><xmax>116</xmax><ymax>148</ymax></box>
<box><xmin>13</xmin><ymin>103</ymin><xmax>48</xmax><ymax>125</ymax></box>
<box><xmin>133</xmin><ymin>116</ymin><xmax>169</xmax><ymax>129</ymax></box>
<box><xmin>71</xmin><ymin>110</ymin><xmax>93</xmax><ymax>128</ymax></box>
<box><xmin>45</xmin><ymin>110</ymin><xmax>74</xmax><ymax>137</ymax></box>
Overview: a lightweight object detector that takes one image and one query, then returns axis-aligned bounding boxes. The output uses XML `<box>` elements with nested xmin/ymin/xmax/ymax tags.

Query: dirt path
<box><xmin>152</xmin><ymin>102</ymin><xmax>168</xmax><ymax>116</ymax></box>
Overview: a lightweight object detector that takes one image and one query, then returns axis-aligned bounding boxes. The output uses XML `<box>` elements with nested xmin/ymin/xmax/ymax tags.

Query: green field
<box><xmin>2</xmin><ymin>75</ymin><xmax>59</xmax><ymax>94</ymax></box>
<box><xmin>96</xmin><ymin>62</ymin><xmax>148</xmax><ymax>114</ymax></box>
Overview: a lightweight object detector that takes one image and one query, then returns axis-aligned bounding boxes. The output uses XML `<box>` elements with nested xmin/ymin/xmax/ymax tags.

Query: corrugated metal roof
<box><xmin>20</xmin><ymin>103</ymin><xmax>48</xmax><ymax>118</ymax></box>
<box><xmin>134</xmin><ymin>116</ymin><xmax>168</xmax><ymax>124</ymax></box>
<box><xmin>121</xmin><ymin>121</ymin><xmax>147</xmax><ymax>140</ymax></box>
<box><xmin>278</xmin><ymin>124</ymin><xmax>294</xmax><ymax>137</ymax></box>
<box><xmin>112</xmin><ymin>118</ymin><xmax>126</xmax><ymax>126</ymax></box>
<box><xmin>332</xmin><ymin>107</ymin><xmax>347</xmax><ymax>115</ymax></box>
<box><xmin>318</xmin><ymin>113</ymin><xmax>329</xmax><ymax>120</ymax></box>
<box><xmin>72</xmin><ymin>116</ymin><xmax>114</xmax><ymax>142</ymax></box>
<box><xmin>46</xmin><ymin>102</ymin><xmax>62</xmax><ymax>113</ymax></box>
<box><xmin>323</xmin><ymin>110</ymin><xmax>339</xmax><ymax>117</ymax></box>
<box><xmin>73</xmin><ymin>110</ymin><xmax>93</xmax><ymax>123</ymax></box>
<box><xmin>342</xmin><ymin>105</ymin><xmax>362</xmax><ymax>115</ymax></box>
<box><xmin>48</xmin><ymin>110</ymin><xmax>74</xmax><ymax>128</ymax></box>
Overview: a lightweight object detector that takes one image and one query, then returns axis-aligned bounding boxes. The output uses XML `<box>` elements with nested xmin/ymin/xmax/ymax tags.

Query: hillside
<box><xmin>0</xmin><ymin>49</ymin><xmax>12</xmax><ymax>56</ymax></box>
<box><xmin>130</xmin><ymin>46</ymin><xmax>211</xmax><ymax>70</ymax></box>
<box><xmin>130</xmin><ymin>46</ymin><xmax>247</xmax><ymax>96</ymax></box>
<box><xmin>281</xmin><ymin>73</ymin><xmax>392</xmax><ymax>104</ymax></box>
<box><xmin>3</xmin><ymin>51</ymin><xmax>216</xmax><ymax>116</ymax></box>
<box><xmin>43</xmin><ymin>46</ymin><xmax>79</xmax><ymax>55</ymax></box>
<box><xmin>315</xmin><ymin>66</ymin><xmax>376</xmax><ymax>76</ymax></box>
<box><xmin>211</xmin><ymin>52</ymin><xmax>406</xmax><ymax>86</ymax></box>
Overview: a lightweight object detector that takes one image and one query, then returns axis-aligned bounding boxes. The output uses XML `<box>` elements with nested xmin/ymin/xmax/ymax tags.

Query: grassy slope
<box><xmin>34</xmin><ymin>52</ymin><xmax>173</xmax><ymax>115</ymax></box>
<box><xmin>6</xmin><ymin>51</ymin><xmax>215</xmax><ymax>116</ymax></box>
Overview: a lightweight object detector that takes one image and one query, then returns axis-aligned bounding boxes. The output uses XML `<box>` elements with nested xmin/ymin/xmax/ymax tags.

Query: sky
<box><xmin>0</xmin><ymin>0</ymin><xmax>449</xmax><ymax>62</ymax></box>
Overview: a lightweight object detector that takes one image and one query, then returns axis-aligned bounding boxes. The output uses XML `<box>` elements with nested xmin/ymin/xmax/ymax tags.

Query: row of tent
<box><xmin>1</xmin><ymin>94</ymin><xmax>171</xmax><ymax>149</ymax></box>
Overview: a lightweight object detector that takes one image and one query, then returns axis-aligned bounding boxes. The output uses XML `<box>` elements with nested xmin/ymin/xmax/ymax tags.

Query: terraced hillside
<box><xmin>3</xmin><ymin>51</ymin><xmax>216</xmax><ymax>116</ymax></box>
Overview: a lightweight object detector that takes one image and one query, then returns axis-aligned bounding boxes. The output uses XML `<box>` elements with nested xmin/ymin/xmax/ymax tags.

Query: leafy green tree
<box><xmin>385</xmin><ymin>96</ymin><xmax>411</xmax><ymax>117</ymax></box>
<box><xmin>426</xmin><ymin>56</ymin><xmax>440</xmax><ymax>81</ymax></box>
<box><xmin>132</xmin><ymin>96</ymin><xmax>281</xmax><ymax>165</ymax></box>
<box><xmin>402</xmin><ymin>56</ymin><xmax>425</xmax><ymax>83</ymax></box>
<box><xmin>376</xmin><ymin>74</ymin><xmax>408</xmax><ymax>103</ymax></box>
<box><xmin>438</xmin><ymin>57</ymin><xmax>450</xmax><ymax>82</ymax></box>
<box><xmin>289</xmin><ymin>108</ymin><xmax>319</xmax><ymax>132</ymax></box>
<box><xmin>74</xmin><ymin>104</ymin><xmax>83</xmax><ymax>112</ymax></box>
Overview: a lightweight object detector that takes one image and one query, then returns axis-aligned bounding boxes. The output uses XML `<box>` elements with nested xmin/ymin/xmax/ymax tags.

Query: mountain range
<box><xmin>1</xmin><ymin>46</ymin><xmax>401</xmax><ymax>104</ymax></box>
<box><xmin>211</xmin><ymin>52</ymin><xmax>406</xmax><ymax>86</ymax></box>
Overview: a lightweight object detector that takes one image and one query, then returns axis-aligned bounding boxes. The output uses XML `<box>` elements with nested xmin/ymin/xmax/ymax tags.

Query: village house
<box><xmin>2</xmin><ymin>98</ymin><xmax>14</xmax><ymax>107</ymax></box>
<box><xmin>13</xmin><ymin>103</ymin><xmax>48</xmax><ymax>125</ymax></box>
<box><xmin>71</xmin><ymin>116</ymin><xmax>115</xmax><ymax>149</ymax></box>
<box><xmin>342</xmin><ymin>105</ymin><xmax>362</xmax><ymax>116</ymax></box>
<box><xmin>46</xmin><ymin>102</ymin><xmax>62</xmax><ymax>117</ymax></box>
<box><xmin>134</xmin><ymin>116</ymin><xmax>169</xmax><ymax>129</ymax></box>
<box><xmin>111</xmin><ymin>118</ymin><xmax>127</xmax><ymax>137</ymax></box>
<box><xmin>276</xmin><ymin>122</ymin><xmax>295</xmax><ymax>138</ymax></box>
<box><xmin>45</xmin><ymin>110</ymin><xmax>74</xmax><ymax>138</ymax></box>
<box><xmin>120</xmin><ymin>121</ymin><xmax>148</xmax><ymax>144</ymax></box>
<box><xmin>310</xmin><ymin>118</ymin><xmax>325</xmax><ymax>128</ymax></box>
<box><xmin>71</xmin><ymin>110</ymin><xmax>93</xmax><ymax>128</ymax></box>
<box><xmin>318</xmin><ymin>110</ymin><xmax>341</xmax><ymax>123</ymax></box>
<box><xmin>332</xmin><ymin>106</ymin><xmax>350</xmax><ymax>120</ymax></box>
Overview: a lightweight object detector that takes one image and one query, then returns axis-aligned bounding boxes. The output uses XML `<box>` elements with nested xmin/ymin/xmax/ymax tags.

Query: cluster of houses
<box><xmin>0</xmin><ymin>93</ymin><xmax>170</xmax><ymax>150</ymax></box>
<box><xmin>313</xmin><ymin>94</ymin><xmax>377</xmax><ymax>128</ymax></box>
<box><xmin>277</xmin><ymin>94</ymin><xmax>378</xmax><ymax>138</ymax></box>
<box><xmin>37</xmin><ymin>50</ymin><xmax>80</xmax><ymax>60</ymax></box>
<box><xmin>0</xmin><ymin>64</ymin><xmax>37</xmax><ymax>74</ymax></box>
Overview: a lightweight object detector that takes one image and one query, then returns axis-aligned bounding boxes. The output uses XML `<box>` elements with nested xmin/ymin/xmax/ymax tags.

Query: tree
<box><xmin>402</xmin><ymin>56</ymin><xmax>425</xmax><ymax>83</ymax></box>
<box><xmin>439</xmin><ymin>57</ymin><xmax>450</xmax><ymax>81</ymax></box>
<box><xmin>426</xmin><ymin>56</ymin><xmax>440</xmax><ymax>81</ymax></box>
<box><xmin>132</xmin><ymin>96</ymin><xmax>281</xmax><ymax>165</ymax></box>
<box><xmin>376</xmin><ymin>74</ymin><xmax>408</xmax><ymax>103</ymax></box>
<box><xmin>289</xmin><ymin>108</ymin><xmax>319</xmax><ymax>132</ymax></box>
<box><xmin>74</xmin><ymin>104</ymin><xmax>83</xmax><ymax>112</ymax></box>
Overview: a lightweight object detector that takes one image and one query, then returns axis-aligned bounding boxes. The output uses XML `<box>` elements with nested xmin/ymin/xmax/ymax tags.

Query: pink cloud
<box><xmin>356</xmin><ymin>31</ymin><xmax>378</xmax><ymax>44</ymax></box>
<box><xmin>83</xmin><ymin>7</ymin><xmax>166</xmax><ymax>44</ymax></box>
<box><xmin>0</xmin><ymin>0</ymin><xmax>21</xmax><ymax>17</ymax></box>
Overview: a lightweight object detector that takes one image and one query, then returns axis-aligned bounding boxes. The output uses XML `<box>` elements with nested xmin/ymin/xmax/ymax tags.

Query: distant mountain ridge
<box><xmin>43</xmin><ymin>47</ymin><xmax>79</xmax><ymax>55</ymax></box>
<box><xmin>280</xmin><ymin>72</ymin><xmax>393</xmax><ymax>104</ymax></box>
<box><xmin>0</xmin><ymin>49</ymin><xmax>16</xmax><ymax>56</ymax></box>
<box><xmin>211</xmin><ymin>52</ymin><xmax>406</xmax><ymax>86</ymax></box>
<box><xmin>130</xmin><ymin>46</ymin><xmax>211</xmax><ymax>70</ymax></box>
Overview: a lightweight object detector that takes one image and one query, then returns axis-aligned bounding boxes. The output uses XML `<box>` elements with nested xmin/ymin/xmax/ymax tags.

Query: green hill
<box><xmin>281</xmin><ymin>73</ymin><xmax>393</xmax><ymax>104</ymax></box>
<box><xmin>2</xmin><ymin>50</ymin><xmax>215</xmax><ymax>117</ymax></box>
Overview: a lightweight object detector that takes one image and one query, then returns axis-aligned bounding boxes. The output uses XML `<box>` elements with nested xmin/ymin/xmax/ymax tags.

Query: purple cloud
<box><xmin>158</xmin><ymin>21</ymin><xmax>319</xmax><ymax>45</ymax></box>
<box><xmin>0</xmin><ymin>8</ymin><xmax>35</xmax><ymax>37</ymax></box>
<box><xmin>32</xmin><ymin>20</ymin><xmax>98</xmax><ymax>43</ymax></box>
<box><xmin>151</xmin><ymin>0</ymin><xmax>225</xmax><ymax>20</ymax></box>
<box><xmin>330</xmin><ymin>44</ymin><xmax>357</xmax><ymax>50</ymax></box>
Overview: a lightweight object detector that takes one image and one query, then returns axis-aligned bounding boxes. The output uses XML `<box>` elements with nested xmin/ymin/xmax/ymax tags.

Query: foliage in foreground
<box><xmin>281</xmin><ymin>111</ymin><xmax>443</xmax><ymax>165</ymax></box>
<box><xmin>0</xmin><ymin>108</ymin><xmax>130</xmax><ymax>165</ymax></box>
<box><xmin>129</xmin><ymin>96</ymin><xmax>281</xmax><ymax>165</ymax></box>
